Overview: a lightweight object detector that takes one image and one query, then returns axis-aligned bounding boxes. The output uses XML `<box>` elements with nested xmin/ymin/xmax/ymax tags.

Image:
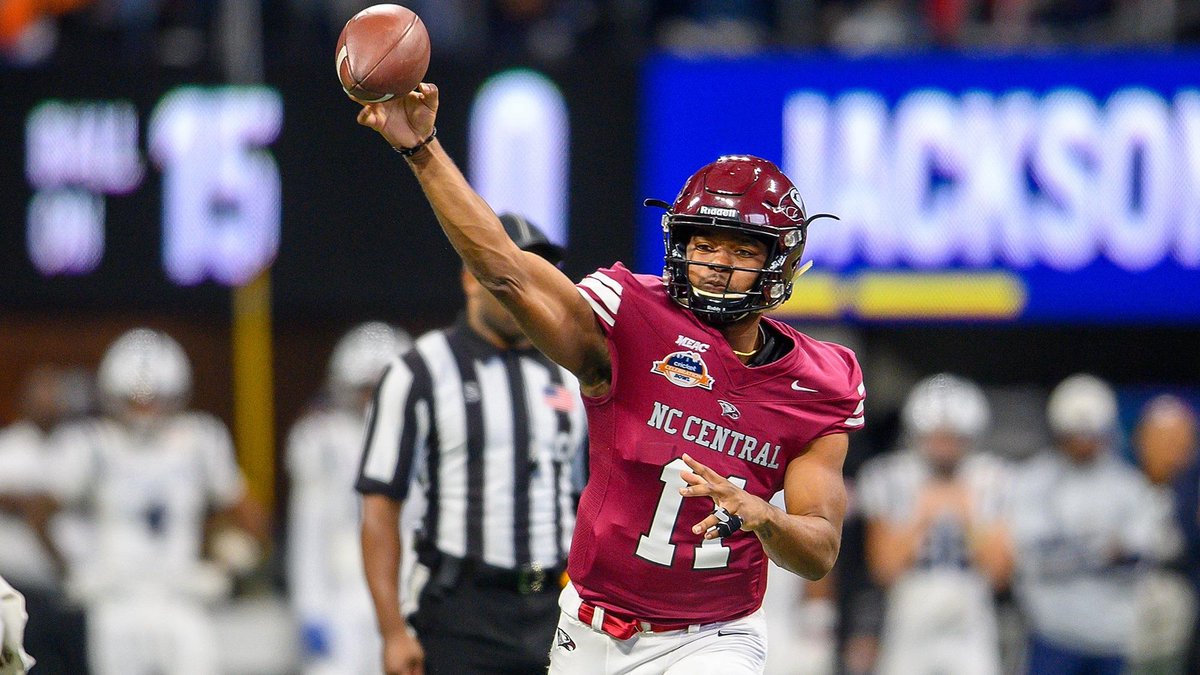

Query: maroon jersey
<box><xmin>571</xmin><ymin>264</ymin><xmax>865</xmax><ymax>624</ymax></box>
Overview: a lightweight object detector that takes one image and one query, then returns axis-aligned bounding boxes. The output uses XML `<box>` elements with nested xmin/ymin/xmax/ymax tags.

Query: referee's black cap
<box><xmin>499</xmin><ymin>213</ymin><xmax>565</xmax><ymax>264</ymax></box>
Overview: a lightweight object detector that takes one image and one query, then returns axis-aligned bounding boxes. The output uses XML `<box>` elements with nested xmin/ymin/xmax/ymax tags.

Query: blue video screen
<box><xmin>639</xmin><ymin>52</ymin><xmax>1200</xmax><ymax>323</ymax></box>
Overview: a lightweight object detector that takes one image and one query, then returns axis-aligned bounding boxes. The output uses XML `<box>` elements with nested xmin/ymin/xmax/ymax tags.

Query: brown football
<box><xmin>335</xmin><ymin>4</ymin><xmax>430</xmax><ymax>103</ymax></box>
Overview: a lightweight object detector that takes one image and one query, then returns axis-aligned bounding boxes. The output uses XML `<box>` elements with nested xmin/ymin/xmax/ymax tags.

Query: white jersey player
<box><xmin>48</xmin><ymin>328</ymin><xmax>264</xmax><ymax>675</ymax></box>
<box><xmin>858</xmin><ymin>374</ymin><xmax>1011</xmax><ymax>675</ymax></box>
<box><xmin>1007</xmin><ymin>374</ymin><xmax>1166</xmax><ymax>671</ymax></box>
<box><xmin>286</xmin><ymin>322</ymin><xmax>410</xmax><ymax>675</ymax></box>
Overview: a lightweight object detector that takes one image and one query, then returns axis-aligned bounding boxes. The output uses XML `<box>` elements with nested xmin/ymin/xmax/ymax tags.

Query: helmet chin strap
<box><xmin>688</xmin><ymin>286</ymin><xmax>752</xmax><ymax>324</ymax></box>
<box><xmin>690</xmin><ymin>287</ymin><xmax>750</xmax><ymax>301</ymax></box>
<box><xmin>695</xmin><ymin>309</ymin><xmax>749</xmax><ymax>325</ymax></box>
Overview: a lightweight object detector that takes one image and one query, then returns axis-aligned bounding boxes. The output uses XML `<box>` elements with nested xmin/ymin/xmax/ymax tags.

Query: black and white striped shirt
<box><xmin>355</xmin><ymin>318</ymin><xmax>587</xmax><ymax>570</ymax></box>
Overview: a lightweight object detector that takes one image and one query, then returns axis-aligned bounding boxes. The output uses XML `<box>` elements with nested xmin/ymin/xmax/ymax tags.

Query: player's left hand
<box><xmin>678</xmin><ymin>453</ymin><xmax>768</xmax><ymax>540</ymax></box>
<box><xmin>356</xmin><ymin>82</ymin><xmax>438</xmax><ymax>152</ymax></box>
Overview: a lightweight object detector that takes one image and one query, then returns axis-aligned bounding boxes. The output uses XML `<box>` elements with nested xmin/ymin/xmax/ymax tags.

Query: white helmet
<box><xmin>902</xmin><ymin>373</ymin><xmax>991</xmax><ymax>439</ymax></box>
<box><xmin>328</xmin><ymin>322</ymin><xmax>411</xmax><ymax>394</ymax></box>
<box><xmin>97</xmin><ymin>328</ymin><xmax>192</xmax><ymax>412</ymax></box>
<box><xmin>1047</xmin><ymin>373</ymin><xmax>1118</xmax><ymax>437</ymax></box>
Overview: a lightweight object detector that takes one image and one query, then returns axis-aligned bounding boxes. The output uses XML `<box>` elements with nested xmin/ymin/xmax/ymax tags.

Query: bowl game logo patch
<box><xmin>651</xmin><ymin>351</ymin><xmax>715</xmax><ymax>390</ymax></box>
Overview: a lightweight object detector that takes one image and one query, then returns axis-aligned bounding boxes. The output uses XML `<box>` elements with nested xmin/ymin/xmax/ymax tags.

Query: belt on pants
<box><xmin>420</xmin><ymin>548</ymin><xmax>563</xmax><ymax>595</ymax></box>
<box><xmin>575</xmin><ymin>600</ymin><xmax>702</xmax><ymax>641</ymax></box>
<box><xmin>469</xmin><ymin>560</ymin><xmax>563</xmax><ymax>595</ymax></box>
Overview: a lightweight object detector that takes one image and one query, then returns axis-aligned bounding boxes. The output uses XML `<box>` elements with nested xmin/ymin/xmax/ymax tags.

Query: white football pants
<box><xmin>88</xmin><ymin>597</ymin><xmax>218</xmax><ymax>675</ymax></box>
<box><xmin>549</xmin><ymin>583</ymin><xmax>767</xmax><ymax>675</ymax></box>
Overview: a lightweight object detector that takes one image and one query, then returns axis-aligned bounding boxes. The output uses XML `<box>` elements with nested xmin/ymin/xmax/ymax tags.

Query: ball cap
<box><xmin>500</xmin><ymin>213</ymin><xmax>564</xmax><ymax>264</ymax></box>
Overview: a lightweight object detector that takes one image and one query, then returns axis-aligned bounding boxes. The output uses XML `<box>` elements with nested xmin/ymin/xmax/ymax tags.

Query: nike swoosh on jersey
<box><xmin>791</xmin><ymin>381</ymin><xmax>819</xmax><ymax>393</ymax></box>
<box><xmin>717</xmin><ymin>630</ymin><xmax>753</xmax><ymax>637</ymax></box>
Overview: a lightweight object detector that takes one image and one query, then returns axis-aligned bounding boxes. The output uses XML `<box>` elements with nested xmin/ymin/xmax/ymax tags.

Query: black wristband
<box><xmin>395</xmin><ymin>127</ymin><xmax>437</xmax><ymax>157</ymax></box>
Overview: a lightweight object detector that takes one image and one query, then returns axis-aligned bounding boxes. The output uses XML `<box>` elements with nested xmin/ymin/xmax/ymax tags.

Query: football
<box><xmin>335</xmin><ymin>4</ymin><xmax>430</xmax><ymax>103</ymax></box>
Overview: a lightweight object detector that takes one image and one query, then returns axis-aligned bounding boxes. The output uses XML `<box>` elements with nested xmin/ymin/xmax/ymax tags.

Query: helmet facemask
<box><xmin>662</xmin><ymin>217</ymin><xmax>804</xmax><ymax>324</ymax></box>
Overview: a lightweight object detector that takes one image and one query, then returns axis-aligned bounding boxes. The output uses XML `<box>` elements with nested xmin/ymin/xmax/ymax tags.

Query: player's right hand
<box><xmin>382</xmin><ymin>627</ymin><xmax>424</xmax><ymax>675</ymax></box>
<box><xmin>357</xmin><ymin>82</ymin><xmax>439</xmax><ymax>153</ymax></box>
<box><xmin>678</xmin><ymin>453</ymin><xmax>764</xmax><ymax>539</ymax></box>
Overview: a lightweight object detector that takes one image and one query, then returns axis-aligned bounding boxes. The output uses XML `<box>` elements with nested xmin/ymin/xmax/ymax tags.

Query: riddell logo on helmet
<box><xmin>699</xmin><ymin>205</ymin><xmax>739</xmax><ymax>218</ymax></box>
<box><xmin>765</xmin><ymin>187</ymin><xmax>804</xmax><ymax>221</ymax></box>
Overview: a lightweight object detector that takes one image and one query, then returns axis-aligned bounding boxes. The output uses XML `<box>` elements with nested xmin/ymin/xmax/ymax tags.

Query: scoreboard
<box><xmin>0</xmin><ymin>53</ymin><xmax>638</xmax><ymax>320</ymax></box>
<box><xmin>24</xmin><ymin>87</ymin><xmax>282</xmax><ymax>286</ymax></box>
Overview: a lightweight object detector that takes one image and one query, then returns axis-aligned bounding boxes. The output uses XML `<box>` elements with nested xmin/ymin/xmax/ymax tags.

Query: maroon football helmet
<box><xmin>647</xmin><ymin>155</ymin><xmax>833</xmax><ymax>323</ymax></box>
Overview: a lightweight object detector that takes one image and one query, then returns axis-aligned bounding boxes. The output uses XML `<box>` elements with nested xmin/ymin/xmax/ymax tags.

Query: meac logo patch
<box><xmin>651</xmin><ymin>350</ymin><xmax>715</xmax><ymax>390</ymax></box>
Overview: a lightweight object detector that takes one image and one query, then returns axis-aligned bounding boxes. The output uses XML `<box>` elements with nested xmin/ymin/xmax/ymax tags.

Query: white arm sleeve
<box><xmin>855</xmin><ymin>456</ymin><xmax>891</xmax><ymax>520</ymax></box>
<box><xmin>46</xmin><ymin>422</ymin><xmax>97</xmax><ymax>505</ymax></box>
<box><xmin>198</xmin><ymin>416</ymin><xmax>247</xmax><ymax>509</ymax></box>
<box><xmin>1120</xmin><ymin>475</ymin><xmax>1175</xmax><ymax>561</ymax></box>
<box><xmin>285</xmin><ymin>417</ymin><xmax>332</xmax><ymax>621</ymax></box>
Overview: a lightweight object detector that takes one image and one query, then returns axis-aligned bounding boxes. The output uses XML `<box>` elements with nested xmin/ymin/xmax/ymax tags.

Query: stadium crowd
<box><xmin>1</xmin><ymin>0</ymin><xmax>1197</xmax><ymax>67</ymax></box>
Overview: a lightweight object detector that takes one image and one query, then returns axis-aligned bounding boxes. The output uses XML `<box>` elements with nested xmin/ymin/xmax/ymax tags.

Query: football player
<box><xmin>1007</xmin><ymin>374</ymin><xmax>1166</xmax><ymax>674</ymax></box>
<box><xmin>48</xmin><ymin>328</ymin><xmax>267</xmax><ymax>675</ymax></box>
<box><xmin>287</xmin><ymin>322</ymin><xmax>410</xmax><ymax>675</ymax></box>
<box><xmin>858</xmin><ymin>374</ymin><xmax>1011</xmax><ymax>675</ymax></box>
<box><xmin>354</xmin><ymin>83</ymin><xmax>865</xmax><ymax>674</ymax></box>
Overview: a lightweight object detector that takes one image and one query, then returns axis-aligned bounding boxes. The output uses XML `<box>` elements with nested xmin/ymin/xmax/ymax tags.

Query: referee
<box><xmin>357</xmin><ymin>213</ymin><xmax>587</xmax><ymax>675</ymax></box>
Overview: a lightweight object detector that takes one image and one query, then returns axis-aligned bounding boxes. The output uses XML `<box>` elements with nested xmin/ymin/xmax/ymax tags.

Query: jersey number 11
<box><xmin>635</xmin><ymin>457</ymin><xmax>747</xmax><ymax>570</ymax></box>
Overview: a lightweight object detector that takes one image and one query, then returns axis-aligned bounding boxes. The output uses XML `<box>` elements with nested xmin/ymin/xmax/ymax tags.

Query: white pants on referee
<box><xmin>549</xmin><ymin>583</ymin><xmax>767</xmax><ymax>675</ymax></box>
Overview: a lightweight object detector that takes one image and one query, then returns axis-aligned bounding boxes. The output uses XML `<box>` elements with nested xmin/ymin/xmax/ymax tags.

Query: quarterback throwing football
<box><xmin>355</xmin><ymin>83</ymin><xmax>865</xmax><ymax>675</ymax></box>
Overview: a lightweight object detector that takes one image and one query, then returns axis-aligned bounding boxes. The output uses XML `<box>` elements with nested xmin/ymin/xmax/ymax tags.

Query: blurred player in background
<box><xmin>48</xmin><ymin>328</ymin><xmax>269</xmax><ymax>675</ymax></box>
<box><xmin>1129</xmin><ymin>394</ymin><xmax>1199</xmax><ymax>675</ymax></box>
<box><xmin>857</xmin><ymin>374</ymin><xmax>1011</xmax><ymax>675</ymax></box>
<box><xmin>287</xmin><ymin>321</ymin><xmax>411</xmax><ymax>675</ymax></box>
<box><xmin>0</xmin><ymin>571</ymin><xmax>37</xmax><ymax>675</ymax></box>
<box><xmin>357</xmin><ymin>215</ymin><xmax>587</xmax><ymax>675</ymax></box>
<box><xmin>0</xmin><ymin>366</ymin><xmax>90</xmax><ymax>673</ymax></box>
<box><xmin>1005</xmin><ymin>373</ymin><xmax>1167</xmax><ymax>675</ymax></box>
<box><xmin>355</xmin><ymin>82</ymin><xmax>864</xmax><ymax>675</ymax></box>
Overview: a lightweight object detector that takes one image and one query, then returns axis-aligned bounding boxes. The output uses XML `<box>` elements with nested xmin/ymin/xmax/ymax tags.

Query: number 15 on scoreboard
<box><xmin>25</xmin><ymin>86</ymin><xmax>283</xmax><ymax>287</ymax></box>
